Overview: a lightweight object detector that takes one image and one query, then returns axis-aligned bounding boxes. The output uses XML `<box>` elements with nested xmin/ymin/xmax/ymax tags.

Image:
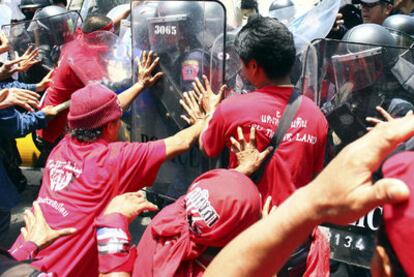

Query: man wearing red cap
<box><xmin>10</xmin><ymin>50</ymin><xmax>207</xmax><ymax>276</ymax></box>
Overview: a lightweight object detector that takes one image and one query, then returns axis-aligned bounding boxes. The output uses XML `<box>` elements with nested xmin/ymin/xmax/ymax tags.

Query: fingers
<box><xmin>376</xmin><ymin>106</ymin><xmax>393</xmax><ymax>122</ymax></box>
<box><xmin>33</xmin><ymin>201</ymin><xmax>46</xmax><ymax>224</ymax></box>
<box><xmin>179</xmin><ymin>98</ymin><xmax>193</xmax><ymax>117</ymax></box>
<box><xmin>194</xmin><ymin>77</ymin><xmax>207</xmax><ymax>95</ymax></box>
<box><xmin>259</xmin><ymin>146</ymin><xmax>274</xmax><ymax>162</ymax></box>
<box><xmin>366</xmin><ymin>116</ymin><xmax>383</xmax><ymax>125</ymax></box>
<box><xmin>183</xmin><ymin>91</ymin><xmax>196</xmax><ymax>111</ymax></box>
<box><xmin>357</xmin><ymin>178</ymin><xmax>410</xmax><ymax>211</ymax></box>
<box><xmin>137</xmin><ymin>201</ymin><xmax>158</xmax><ymax>213</ymax></box>
<box><xmin>14</xmin><ymin>89</ymin><xmax>40</xmax><ymax>101</ymax></box>
<box><xmin>181</xmin><ymin>115</ymin><xmax>193</xmax><ymax>125</ymax></box>
<box><xmin>406</xmin><ymin>110</ymin><xmax>413</xmax><ymax>117</ymax></box>
<box><xmin>148</xmin><ymin>56</ymin><xmax>160</xmax><ymax>73</ymax></box>
<box><xmin>202</xmin><ymin>75</ymin><xmax>212</xmax><ymax>92</ymax></box>
<box><xmin>54</xmin><ymin>227</ymin><xmax>77</xmax><ymax>237</ymax></box>
<box><xmin>218</xmin><ymin>85</ymin><xmax>227</xmax><ymax>99</ymax></box>
<box><xmin>262</xmin><ymin>196</ymin><xmax>272</xmax><ymax>218</ymax></box>
<box><xmin>345</xmin><ymin>115</ymin><xmax>414</xmax><ymax>171</ymax></box>
<box><xmin>20</xmin><ymin>227</ymin><xmax>28</xmax><ymax>240</ymax></box>
<box><xmin>237</xmin><ymin>126</ymin><xmax>244</xmax><ymax>142</ymax></box>
<box><xmin>230</xmin><ymin>136</ymin><xmax>241</xmax><ymax>153</ymax></box>
<box><xmin>149</xmin><ymin>72</ymin><xmax>163</xmax><ymax>84</ymax></box>
<box><xmin>23</xmin><ymin>209</ymin><xmax>35</xmax><ymax>233</ymax></box>
<box><xmin>249</xmin><ymin>127</ymin><xmax>256</xmax><ymax>148</ymax></box>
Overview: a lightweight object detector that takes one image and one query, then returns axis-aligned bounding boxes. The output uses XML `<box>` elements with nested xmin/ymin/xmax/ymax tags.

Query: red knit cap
<box><xmin>68</xmin><ymin>83</ymin><xmax>122</xmax><ymax>129</ymax></box>
<box><xmin>382</xmin><ymin>151</ymin><xmax>414</xmax><ymax>276</ymax></box>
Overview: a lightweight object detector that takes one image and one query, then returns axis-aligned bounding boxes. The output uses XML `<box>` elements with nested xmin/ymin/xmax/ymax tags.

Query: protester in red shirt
<box><xmin>10</xmin><ymin>50</ymin><xmax>208</xmax><ymax>276</ymax></box>
<box><xmin>36</xmin><ymin>15</ymin><xmax>116</xmax><ymax>166</ymax></box>
<box><xmin>193</xmin><ymin>16</ymin><xmax>328</xmax><ymax>276</ymax></box>
<box><xmin>372</xmin><ymin>150</ymin><xmax>414</xmax><ymax>276</ymax></box>
<box><xmin>204</xmin><ymin>115</ymin><xmax>414</xmax><ymax>277</ymax></box>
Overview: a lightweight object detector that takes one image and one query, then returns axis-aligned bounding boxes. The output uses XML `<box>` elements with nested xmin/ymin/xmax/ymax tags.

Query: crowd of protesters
<box><xmin>0</xmin><ymin>0</ymin><xmax>413</xmax><ymax>276</ymax></box>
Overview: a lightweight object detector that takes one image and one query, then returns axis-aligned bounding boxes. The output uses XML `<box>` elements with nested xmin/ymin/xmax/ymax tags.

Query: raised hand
<box><xmin>137</xmin><ymin>50</ymin><xmax>163</xmax><ymax>87</ymax></box>
<box><xmin>231</xmin><ymin>126</ymin><xmax>273</xmax><ymax>176</ymax></box>
<box><xmin>180</xmin><ymin>91</ymin><xmax>206</xmax><ymax>125</ymax></box>
<box><xmin>0</xmin><ymin>88</ymin><xmax>40</xmax><ymax>112</ymax></box>
<box><xmin>192</xmin><ymin>75</ymin><xmax>226</xmax><ymax>114</ymax></box>
<box><xmin>21</xmin><ymin>202</ymin><xmax>77</xmax><ymax>249</ymax></box>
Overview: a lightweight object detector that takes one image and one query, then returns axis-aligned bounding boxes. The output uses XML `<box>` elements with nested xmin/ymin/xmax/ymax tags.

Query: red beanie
<box><xmin>382</xmin><ymin>151</ymin><xmax>414</xmax><ymax>276</ymax></box>
<box><xmin>68</xmin><ymin>83</ymin><xmax>122</xmax><ymax>129</ymax></box>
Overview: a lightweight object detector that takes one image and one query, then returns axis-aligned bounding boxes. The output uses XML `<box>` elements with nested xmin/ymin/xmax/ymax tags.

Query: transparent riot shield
<box><xmin>130</xmin><ymin>0</ymin><xmax>226</xmax><ymax>205</ymax></box>
<box><xmin>79</xmin><ymin>0</ymin><xmax>129</xmax><ymax>19</ymax></box>
<box><xmin>301</xmin><ymin>38</ymin><xmax>414</xmax><ymax>268</ymax></box>
<box><xmin>65</xmin><ymin>30</ymin><xmax>132</xmax><ymax>92</ymax></box>
<box><xmin>1</xmin><ymin>11</ymin><xmax>82</xmax><ymax>70</ymax></box>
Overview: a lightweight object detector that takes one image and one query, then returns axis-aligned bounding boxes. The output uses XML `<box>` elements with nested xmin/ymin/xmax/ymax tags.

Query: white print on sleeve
<box><xmin>47</xmin><ymin>160</ymin><xmax>82</xmax><ymax>192</ymax></box>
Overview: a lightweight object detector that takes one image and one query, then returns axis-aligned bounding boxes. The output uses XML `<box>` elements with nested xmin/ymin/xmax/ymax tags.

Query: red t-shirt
<box><xmin>11</xmin><ymin>135</ymin><xmax>166</xmax><ymax>277</ymax></box>
<box><xmin>201</xmin><ymin>86</ymin><xmax>328</xmax><ymax>206</ymax></box>
<box><xmin>38</xmin><ymin>41</ymin><xmax>108</xmax><ymax>143</ymax></box>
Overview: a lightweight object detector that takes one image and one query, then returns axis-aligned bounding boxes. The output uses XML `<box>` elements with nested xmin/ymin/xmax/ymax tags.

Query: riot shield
<box><xmin>1</xmin><ymin>11</ymin><xmax>82</xmax><ymax>70</ymax></box>
<box><xmin>79</xmin><ymin>0</ymin><xmax>129</xmax><ymax>19</ymax></box>
<box><xmin>301</xmin><ymin>38</ymin><xmax>414</xmax><ymax>268</ymax></box>
<box><xmin>130</xmin><ymin>0</ymin><xmax>226</xmax><ymax>204</ymax></box>
<box><xmin>65</xmin><ymin>30</ymin><xmax>132</xmax><ymax>92</ymax></box>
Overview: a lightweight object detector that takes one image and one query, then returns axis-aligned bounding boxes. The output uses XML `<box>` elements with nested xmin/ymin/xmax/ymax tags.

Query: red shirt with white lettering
<box><xmin>201</xmin><ymin>86</ymin><xmax>328</xmax><ymax>206</ymax></box>
<box><xmin>10</xmin><ymin>135</ymin><xmax>166</xmax><ymax>277</ymax></box>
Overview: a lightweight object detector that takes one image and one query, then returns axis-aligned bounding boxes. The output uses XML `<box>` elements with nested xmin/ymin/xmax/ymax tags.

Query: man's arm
<box><xmin>205</xmin><ymin>115</ymin><xmax>414</xmax><ymax>277</ymax></box>
<box><xmin>117</xmin><ymin>51</ymin><xmax>163</xmax><ymax>111</ymax></box>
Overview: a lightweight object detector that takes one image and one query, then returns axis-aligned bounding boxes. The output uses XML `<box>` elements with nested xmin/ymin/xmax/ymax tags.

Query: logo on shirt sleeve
<box><xmin>47</xmin><ymin>160</ymin><xmax>82</xmax><ymax>192</ymax></box>
<box><xmin>182</xmin><ymin>60</ymin><xmax>200</xmax><ymax>81</ymax></box>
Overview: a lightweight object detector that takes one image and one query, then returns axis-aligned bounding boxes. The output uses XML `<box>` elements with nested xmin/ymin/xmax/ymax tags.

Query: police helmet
<box><xmin>383</xmin><ymin>14</ymin><xmax>414</xmax><ymax>37</ymax></box>
<box><xmin>35</xmin><ymin>4</ymin><xmax>67</xmax><ymax>19</ymax></box>
<box><xmin>343</xmin><ymin>23</ymin><xmax>399</xmax><ymax>67</ymax></box>
<box><xmin>269</xmin><ymin>0</ymin><xmax>294</xmax><ymax>11</ymax></box>
<box><xmin>19</xmin><ymin>0</ymin><xmax>52</xmax><ymax>10</ymax></box>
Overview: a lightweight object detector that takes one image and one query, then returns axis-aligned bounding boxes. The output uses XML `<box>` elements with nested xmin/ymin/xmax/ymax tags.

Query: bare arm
<box><xmin>117</xmin><ymin>51</ymin><xmax>163</xmax><ymax>111</ymax></box>
<box><xmin>205</xmin><ymin>115</ymin><xmax>414</xmax><ymax>277</ymax></box>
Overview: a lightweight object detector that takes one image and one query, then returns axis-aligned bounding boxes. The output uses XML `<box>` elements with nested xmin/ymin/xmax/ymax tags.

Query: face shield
<box><xmin>331</xmin><ymin>46</ymin><xmax>384</xmax><ymax>104</ymax></box>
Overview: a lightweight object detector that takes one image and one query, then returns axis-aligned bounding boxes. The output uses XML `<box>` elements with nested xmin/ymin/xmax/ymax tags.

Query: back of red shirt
<box><xmin>201</xmin><ymin>86</ymin><xmax>328</xmax><ymax>206</ymax></box>
<box><xmin>11</xmin><ymin>136</ymin><xmax>166</xmax><ymax>276</ymax></box>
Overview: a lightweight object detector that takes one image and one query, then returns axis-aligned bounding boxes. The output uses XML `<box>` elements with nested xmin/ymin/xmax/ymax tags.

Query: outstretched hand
<box><xmin>0</xmin><ymin>88</ymin><xmax>40</xmax><ymax>112</ymax></box>
<box><xmin>231</xmin><ymin>126</ymin><xmax>273</xmax><ymax>176</ymax></box>
<box><xmin>137</xmin><ymin>50</ymin><xmax>163</xmax><ymax>87</ymax></box>
<box><xmin>180</xmin><ymin>91</ymin><xmax>206</xmax><ymax>125</ymax></box>
<box><xmin>104</xmin><ymin>191</ymin><xmax>158</xmax><ymax>223</ymax></box>
<box><xmin>21</xmin><ymin>202</ymin><xmax>77</xmax><ymax>249</ymax></box>
<box><xmin>192</xmin><ymin>75</ymin><xmax>226</xmax><ymax>114</ymax></box>
<box><xmin>366</xmin><ymin>105</ymin><xmax>413</xmax><ymax>130</ymax></box>
<box><xmin>309</xmin><ymin>115</ymin><xmax>414</xmax><ymax>225</ymax></box>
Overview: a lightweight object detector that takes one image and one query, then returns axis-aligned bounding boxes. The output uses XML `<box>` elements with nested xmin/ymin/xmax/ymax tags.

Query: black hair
<box><xmin>81</xmin><ymin>15</ymin><xmax>112</xmax><ymax>34</ymax></box>
<box><xmin>241</xmin><ymin>0</ymin><xmax>259</xmax><ymax>12</ymax></box>
<box><xmin>235</xmin><ymin>16</ymin><xmax>296</xmax><ymax>80</ymax></box>
<box><xmin>376</xmin><ymin>223</ymin><xmax>407</xmax><ymax>277</ymax></box>
<box><xmin>70</xmin><ymin>128</ymin><xmax>103</xmax><ymax>142</ymax></box>
<box><xmin>52</xmin><ymin>0</ymin><xmax>67</xmax><ymax>6</ymax></box>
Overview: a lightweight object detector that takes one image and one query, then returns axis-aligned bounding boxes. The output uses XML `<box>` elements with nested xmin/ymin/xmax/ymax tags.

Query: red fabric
<box><xmin>133</xmin><ymin>169</ymin><xmax>261</xmax><ymax>277</ymax></box>
<box><xmin>201</xmin><ymin>86</ymin><xmax>328</xmax><ymax>206</ymax></box>
<box><xmin>68</xmin><ymin>84</ymin><xmax>122</xmax><ymax>129</ymax></box>
<box><xmin>382</xmin><ymin>151</ymin><xmax>414</xmax><ymax>276</ymax></box>
<box><xmin>9</xmin><ymin>241</ymin><xmax>38</xmax><ymax>261</ymax></box>
<box><xmin>10</xmin><ymin>136</ymin><xmax>166</xmax><ymax>277</ymax></box>
<box><xmin>303</xmin><ymin>229</ymin><xmax>330</xmax><ymax>277</ymax></box>
<box><xmin>38</xmin><ymin>33</ymin><xmax>110</xmax><ymax>143</ymax></box>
